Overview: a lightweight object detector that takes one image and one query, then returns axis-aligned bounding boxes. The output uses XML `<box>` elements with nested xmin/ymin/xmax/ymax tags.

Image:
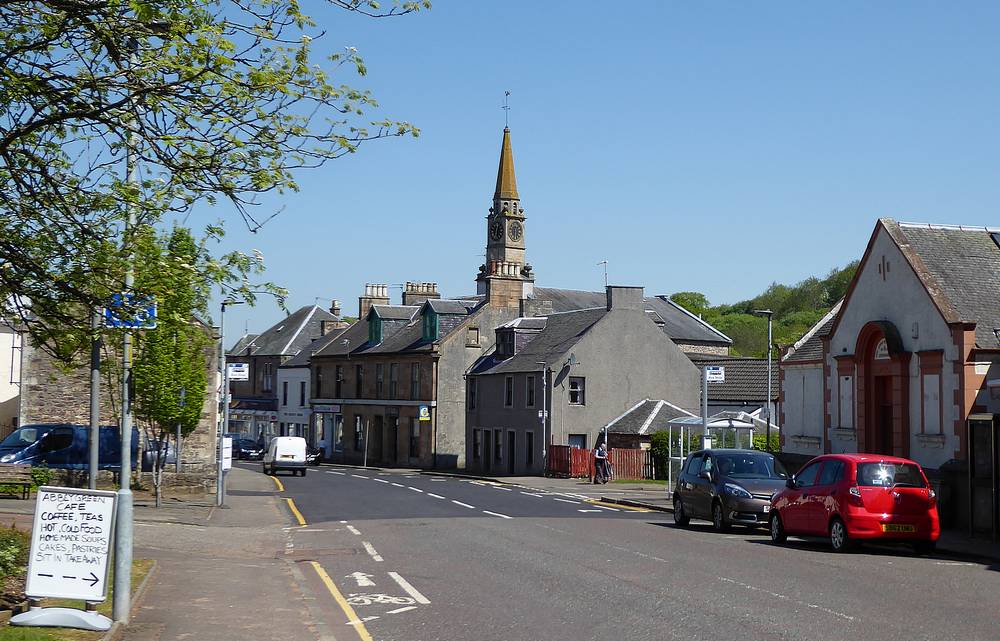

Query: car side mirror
<box><xmin>699</xmin><ymin>470</ymin><xmax>712</xmax><ymax>481</ymax></box>
<box><xmin>786</xmin><ymin>477</ymin><xmax>796</xmax><ymax>489</ymax></box>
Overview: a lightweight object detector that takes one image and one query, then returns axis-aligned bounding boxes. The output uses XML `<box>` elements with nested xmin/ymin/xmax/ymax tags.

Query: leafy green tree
<box><xmin>0</xmin><ymin>0</ymin><xmax>427</xmax><ymax>363</ymax></box>
<box><xmin>669</xmin><ymin>292</ymin><xmax>709</xmax><ymax>316</ymax></box>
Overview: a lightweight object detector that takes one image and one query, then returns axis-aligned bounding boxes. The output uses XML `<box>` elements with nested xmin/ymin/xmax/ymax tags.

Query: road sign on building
<box><xmin>418</xmin><ymin>405</ymin><xmax>431</xmax><ymax>421</ymax></box>
<box><xmin>24</xmin><ymin>487</ymin><xmax>118</xmax><ymax>601</ymax></box>
<box><xmin>227</xmin><ymin>363</ymin><xmax>250</xmax><ymax>381</ymax></box>
<box><xmin>705</xmin><ymin>366</ymin><xmax>725</xmax><ymax>383</ymax></box>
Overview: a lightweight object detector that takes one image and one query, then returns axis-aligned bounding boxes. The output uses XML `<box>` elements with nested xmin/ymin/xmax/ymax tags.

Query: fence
<box><xmin>547</xmin><ymin>445</ymin><xmax>654</xmax><ymax>480</ymax></box>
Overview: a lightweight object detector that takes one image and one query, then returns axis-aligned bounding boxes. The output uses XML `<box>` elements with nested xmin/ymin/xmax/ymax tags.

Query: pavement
<box><xmin>0</xmin><ymin>465</ymin><xmax>996</xmax><ymax>640</ymax></box>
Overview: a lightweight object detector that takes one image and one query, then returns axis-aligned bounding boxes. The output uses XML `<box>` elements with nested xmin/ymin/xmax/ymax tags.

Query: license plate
<box><xmin>881</xmin><ymin>523</ymin><xmax>915</xmax><ymax>533</ymax></box>
<box><xmin>762</xmin><ymin>505</ymin><xmax>770</xmax><ymax>513</ymax></box>
<box><xmin>280</xmin><ymin>454</ymin><xmax>295</xmax><ymax>459</ymax></box>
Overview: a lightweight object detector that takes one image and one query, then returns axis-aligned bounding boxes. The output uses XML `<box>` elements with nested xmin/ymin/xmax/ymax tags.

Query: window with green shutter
<box><xmin>422</xmin><ymin>310</ymin><xmax>439</xmax><ymax>341</ymax></box>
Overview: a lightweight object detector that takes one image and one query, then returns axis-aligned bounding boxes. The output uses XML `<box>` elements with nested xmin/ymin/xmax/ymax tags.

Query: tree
<box><xmin>669</xmin><ymin>292</ymin><xmax>709</xmax><ymax>316</ymax></box>
<box><xmin>132</xmin><ymin>226</ymin><xmax>211</xmax><ymax>506</ymax></box>
<box><xmin>0</xmin><ymin>0</ymin><xmax>428</xmax><ymax>362</ymax></box>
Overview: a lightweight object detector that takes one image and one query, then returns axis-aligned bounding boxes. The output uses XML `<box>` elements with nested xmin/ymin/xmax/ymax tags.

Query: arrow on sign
<box><xmin>347</xmin><ymin>572</ymin><xmax>375</xmax><ymax>587</ymax></box>
<box><xmin>84</xmin><ymin>572</ymin><xmax>99</xmax><ymax>587</ymax></box>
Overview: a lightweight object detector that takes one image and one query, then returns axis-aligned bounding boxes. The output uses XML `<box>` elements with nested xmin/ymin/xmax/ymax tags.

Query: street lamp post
<box><xmin>537</xmin><ymin>362</ymin><xmax>548</xmax><ymax>473</ymax></box>
<box><xmin>753</xmin><ymin>309</ymin><xmax>774</xmax><ymax>452</ymax></box>
<box><xmin>218</xmin><ymin>299</ymin><xmax>244</xmax><ymax>507</ymax></box>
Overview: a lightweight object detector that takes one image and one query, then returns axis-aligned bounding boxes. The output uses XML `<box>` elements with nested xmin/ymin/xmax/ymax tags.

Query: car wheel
<box><xmin>262</xmin><ymin>463</ymin><xmax>267</xmax><ymax>475</ymax></box>
<box><xmin>770</xmin><ymin>513</ymin><xmax>786</xmax><ymax>544</ymax></box>
<box><xmin>913</xmin><ymin>540</ymin><xmax>936</xmax><ymax>556</ymax></box>
<box><xmin>300</xmin><ymin>469</ymin><xmax>307</xmax><ymax>477</ymax></box>
<box><xmin>712</xmin><ymin>501</ymin><xmax>730</xmax><ymax>532</ymax></box>
<box><xmin>829</xmin><ymin>517</ymin><xmax>855</xmax><ymax>553</ymax></box>
<box><xmin>673</xmin><ymin>497</ymin><xmax>690</xmax><ymax>526</ymax></box>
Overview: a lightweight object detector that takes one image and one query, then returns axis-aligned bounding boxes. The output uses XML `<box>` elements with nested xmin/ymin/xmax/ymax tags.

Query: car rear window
<box><xmin>856</xmin><ymin>462</ymin><xmax>926</xmax><ymax>488</ymax></box>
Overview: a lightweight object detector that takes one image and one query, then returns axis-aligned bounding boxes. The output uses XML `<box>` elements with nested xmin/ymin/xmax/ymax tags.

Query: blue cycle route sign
<box><xmin>103</xmin><ymin>293</ymin><xmax>157</xmax><ymax>329</ymax></box>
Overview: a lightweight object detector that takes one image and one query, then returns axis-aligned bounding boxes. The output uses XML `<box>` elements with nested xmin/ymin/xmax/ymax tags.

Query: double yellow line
<box><xmin>271</xmin><ymin>472</ymin><xmax>373</xmax><ymax>640</ymax></box>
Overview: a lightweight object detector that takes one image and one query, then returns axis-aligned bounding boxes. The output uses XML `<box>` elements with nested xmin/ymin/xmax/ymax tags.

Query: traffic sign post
<box><xmin>103</xmin><ymin>293</ymin><xmax>157</xmax><ymax>330</ymax></box>
<box><xmin>701</xmin><ymin>366</ymin><xmax>725</xmax><ymax>449</ymax></box>
<box><xmin>12</xmin><ymin>487</ymin><xmax>118</xmax><ymax>631</ymax></box>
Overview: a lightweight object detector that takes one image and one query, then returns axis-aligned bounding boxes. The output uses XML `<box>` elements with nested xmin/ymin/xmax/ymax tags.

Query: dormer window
<box><xmin>368</xmin><ymin>315</ymin><xmax>383</xmax><ymax>345</ymax></box>
<box><xmin>422</xmin><ymin>309</ymin><xmax>439</xmax><ymax>341</ymax></box>
<box><xmin>497</xmin><ymin>330</ymin><xmax>515</xmax><ymax>358</ymax></box>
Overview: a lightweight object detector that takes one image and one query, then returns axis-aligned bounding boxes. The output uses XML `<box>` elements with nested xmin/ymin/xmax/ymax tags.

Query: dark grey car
<box><xmin>672</xmin><ymin>448</ymin><xmax>789</xmax><ymax>531</ymax></box>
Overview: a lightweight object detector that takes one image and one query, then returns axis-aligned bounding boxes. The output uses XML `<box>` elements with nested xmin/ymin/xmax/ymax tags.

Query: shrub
<box><xmin>30</xmin><ymin>466</ymin><xmax>53</xmax><ymax>488</ymax></box>
<box><xmin>0</xmin><ymin>526</ymin><xmax>30</xmax><ymax>579</ymax></box>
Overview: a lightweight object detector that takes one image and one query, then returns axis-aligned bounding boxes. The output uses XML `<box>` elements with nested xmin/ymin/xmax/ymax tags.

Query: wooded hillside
<box><xmin>671</xmin><ymin>261</ymin><xmax>858</xmax><ymax>357</ymax></box>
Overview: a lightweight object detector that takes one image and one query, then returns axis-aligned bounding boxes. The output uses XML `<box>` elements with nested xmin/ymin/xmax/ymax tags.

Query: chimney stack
<box><xmin>358</xmin><ymin>283</ymin><xmax>390</xmax><ymax>319</ymax></box>
<box><xmin>606</xmin><ymin>285</ymin><xmax>644</xmax><ymax>312</ymax></box>
<box><xmin>401</xmin><ymin>282</ymin><xmax>442</xmax><ymax>307</ymax></box>
<box><xmin>330</xmin><ymin>299</ymin><xmax>342</xmax><ymax>318</ymax></box>
<box><xmin>519</xmin><ymin>298</ymin><xmax>553</xmax><ymax>318</ymax></box>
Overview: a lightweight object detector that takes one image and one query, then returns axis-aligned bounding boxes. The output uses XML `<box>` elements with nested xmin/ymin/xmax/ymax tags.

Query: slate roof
<box><xmin>370</xmin><ymin>305</ymin><xmax>419</xmax><ymax>321</ymax></box>
<box><xmin>782</xmin><ymin>301</ymin><xmax>841</xmax><ymax>364</ymax></box>
<box><xmin>687</xmin><ymin>355</ymin><xmax>779</xmax><ymax>401</ymax></box>
<box><xmin>229</xmin><ymin>333</ymin><xmax>259</xmax><ymax>355</ymax></box>
<box><xmin>470</xmin><ymin>308</ymin><xmax>607</xmax><ymax>375</ymax></box>
<box><xmin>427</xmin><ymin>299</ymin><xmax>479</xmax><ymax>315</ymax></box>
<box><xmin>227</xmin><ymin>305</ymin><xmax>337</xmax><ymax>357</ymax></box>
<box><xmin>604</xmin><ymin>399</ymin><xmax>697</xmax><ymax>435</ymax></box>
<box><xmin>530</xmin><ymin>287</ymin><xmax>732</xmax><ymax>346</ymax></box>
<box><xmin>894</xmin><ymin>222</ymin><xmax>1000</xmax><ymax>349</ymax></box>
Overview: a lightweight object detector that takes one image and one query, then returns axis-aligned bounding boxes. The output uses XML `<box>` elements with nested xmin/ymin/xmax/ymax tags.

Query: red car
<box><xmin>769</xmin><ymin>453</ymin><xmax>940</xmax><ymax>554</ymax></box>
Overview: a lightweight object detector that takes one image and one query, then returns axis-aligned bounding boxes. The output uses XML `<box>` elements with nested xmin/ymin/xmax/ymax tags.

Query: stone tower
<box><xmin>477</xmin><ymin>127</ymin><xmax>534</xmax><ymax>306</ymax></box>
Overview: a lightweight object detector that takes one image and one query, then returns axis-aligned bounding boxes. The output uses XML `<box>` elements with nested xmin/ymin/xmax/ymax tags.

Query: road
<box><xmin>241</xmin><ymin>463</ymin><xmax>1000</xmax><ymax>641</ymax></box>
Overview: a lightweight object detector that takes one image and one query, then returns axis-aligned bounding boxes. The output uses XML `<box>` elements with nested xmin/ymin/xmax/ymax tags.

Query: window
<box><xmin>410</xmin><ymin>363</ymin><xmax>420</xmax><ymax>400</ymax></box>
<box><xmin>568</xmin><ymin>377</ymin><xmax>585</xmax><ymax>405</ymax></box>
<box><xmin>40</xmin><ymin>427</ymin><xmax>74</xmax><ymax>453</ymax></box>
<box><xmin>473</xmin><ymin>430</ymin><xmax>482</xmax><ymax>461</ymax></box>
<box><xmin>376</xmin><ymin>364</ymin><xmax>384</xmax><ymax>398</ymax></box>
<box><xmin>494</xmin><ymin>430</ymin><xmax>503</xmax><ymax>462</ymax></box>
<box><xmin>422</xmin><ymin>310</ymin><xmax>439</xmax><ymax>341</ymax></box>
<box><xmin>389</xmin><ymin>363</ymin><xmax>399</xmax><ymax>399</ymax></box>
<box><xmin>504</xmin><ymin>375</ymin><xmax>514</xmax><ymax>407</ymax></box>
<box><xmin>353</xmin><ymin>416</ymin><xmax>364</xmax><ymax>452</ymax></box>
<box><xmin>568</xmin><ymin>434</ymin><xmax>587</xmax><ymax>449</ymax></box>
<box><xmin>818</xmin><ymin>459</ymin><xmax>845</xmax><ymax>486</ymax></box>
<box><xmin>316</xmin><ymin>367</ymin><xmax>324</xmax><ymax>398</ymax></box>
<box><xmin>335</xmin><ymin>365</ymin><xmax>343</xmax><ymax>398</ymax></box>
<box><xmin>686</xmin><ymin>454</ymin><xmax>704</xmax><ymax>475</ymax></box>
<box><xmin>282</xmin><ymin>381</ymin><xmax>288</xmax><ymax>406</ymax></box>
<box><xmin>526</xmin><ymin>431</ymin><xmax>534</xmax><ymax>467</ymax></box>
<box><xmin>262</xmin><ymin>362</ymin><xmax>273</xmax><ymax>392</ymax></box>
<box><xmin>499</xmin><ymin>331</ymin><xmax>515</xmax><ymax>357</ymax></box>
<box><xmin>468</xmin><ymin>377</ymin><xmax>478</xmax><ymax>410</ymax></box>
<box><xmin>526</xmin><ymin>375</ymin><xmax>535</xmax><ymax>407</ymax></box>
<box><xmin>794</xmin><ymin>462</ymin><xmax>822</xmax><ymax>488</ymax></box>
<box><xmin>368</xmin><ymin>316</ymin><xmax>383</xmax><ymax>345</ymax></box>
<box><xmin>409</xmin><ymin>418</ymin><xmax>420</xmax><ymax>458</ymax></box>
<box><xmin>299</xmin><ymin>381</ymin><xmax>306</xmax><ymax>407</ymax></box>
<box><xmin>333</xmin><ymin>415</ymin><xmax>344</xmax><ymax>452</ymax></box>
<box><xmin>467</xmin><ymin>326</ymin><xmax>480</xmax><ymax>347</ymax></box>
<box><xmin>355</xmin><ymin>364</ymin><xmax>364</xmax><ymax>397</ymax></box>
<box><xmin>857</xmin><ymin>462</ymin><xmax>927</xmax><ymax>488</ymax></box>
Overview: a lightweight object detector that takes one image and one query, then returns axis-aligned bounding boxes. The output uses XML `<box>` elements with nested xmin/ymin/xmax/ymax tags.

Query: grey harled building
<box><xmin>466</xmin><ymin>286</ymin><xmax>701</xmax><ymax>475</ymax></box>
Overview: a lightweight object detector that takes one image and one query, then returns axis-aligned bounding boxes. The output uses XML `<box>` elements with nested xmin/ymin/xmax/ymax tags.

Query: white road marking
<box><xmin>427</xmin><ymin>493</ymin><xmax>445</xmax><ymax>499</ymax></box>
<box><xmin>408</xmin><ymin>487</ymin><xmax>424</xmax><ymax>493</ymax></box>
<box><xmin>330</xmin><ymin>471</ymin><xmax>346</xmax><ymax>475</ymax></box>
<box><xmin>483</xmin><ymin>510</ymin><xmax>513</xmax><ymax>519</ymax></box>
<box><xmin>362</xmin><ymin>541</ymin><xmax>384</xmax><ymax>562</ymax></box>
<box><xmin>935</xmin><ymin>561</ymin><xmax>975</xmax><ymax>566</ymax></box>
<box><xmin>430</xmin><ymin>478</ymin><xmax>446</xmax><ymax>481</ymax></box>
<box><xmin>520</xmin><ymin>492</ymin><xmax>544</xmax><ymax>497</ymax></box>
<box><xmin>386</xmin><ymin>606</ymin><xmax>418</xmax><ymax>615</ymax></box>
<box><xmin>451</xmin><ymin>500</ymin><xmax>475</xmax><ymax>509</ymax></box>
<box><xmin>346</xmin><ymin>525</ymin><xmax>361</xmax><ymax>536</ymax></box>
<box><xmin>348</xmin><ymin>617</ymin><xmax>379</xmax><ymax>625</ymax></box>
<box><xmin>352</xmin><ymin>474</ymin><xmax>369</xmax><ymax>479</ymax></box>
<box><xmin>391</xmin><ymin>482</ymin><xmax>405</xmax><ymax>487</ymax></box>
<box><xmin>374</xmin><ymin>478</ymin><xmax>389</xmax><ymax>483</ymax></box>
<box><xmin>388</xmin><ymin>572</ymin><xmax>431</xmax><ymax>604</ymax></box>
<box><xmin>578</xmin><ymin>509</ymin><xmax>602</xmax><ymax>513</ymax></box>
<box><xmin>718</xmin><ymin>577</ymin><xmax>855</xmax><ymax>621</ymax></box>
<box><xmin>592</xmin><ymin>505</ymin><xmax>619</xmax><ymax>512</ymax></box>
<box><xmin>554</xmin><ymin>498</ymin><xmax>579</xmax><ymax>504</ymax></box>
<box><xmin>493</xmin><ymin>487</ymin><xmax>512</xmax><ymax>491</ymax></box>
<box><xmin>347</xmin><ymin>572</ymin><xmax>376</xmax><ymax>587</ymax></box>
<box><xmin>340</xmin><ymin>520</ymin><xmax>348</xmax><ymax>524</ymax></box>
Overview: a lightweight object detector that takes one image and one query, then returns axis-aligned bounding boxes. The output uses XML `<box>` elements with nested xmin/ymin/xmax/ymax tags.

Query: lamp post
<box><xmin>752</xmin><ymin>309</ymin><xmax>774</xmax><ymax>452</ymax></box>
<box><xmin>537</xmin><ymin>361</ymin><xmax>548</xmax><ymax>473</ymax></box>
<box><xmin>218</xmin><ymin>298</ymin><xmax>244</xmax><ymax>507</ymax></box>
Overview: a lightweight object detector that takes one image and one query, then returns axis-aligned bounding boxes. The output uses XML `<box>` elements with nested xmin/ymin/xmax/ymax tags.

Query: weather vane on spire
<box><xmin>503</xmin><ymin>90</ymin><xmax>511</xmax><ymax>128</ymax></box>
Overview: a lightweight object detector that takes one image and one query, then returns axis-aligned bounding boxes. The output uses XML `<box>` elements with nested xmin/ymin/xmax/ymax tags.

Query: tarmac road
<box><xmin>249</xmin><ymin>463</ymin><xmax>1000</xmax><ymax>641</ymax></box>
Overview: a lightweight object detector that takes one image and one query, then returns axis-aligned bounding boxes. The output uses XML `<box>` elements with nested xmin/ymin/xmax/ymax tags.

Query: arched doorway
<box><xmin>855</xmin><ymin>322</ymin><xmax>910</xmax><ymax>458</ymax></box>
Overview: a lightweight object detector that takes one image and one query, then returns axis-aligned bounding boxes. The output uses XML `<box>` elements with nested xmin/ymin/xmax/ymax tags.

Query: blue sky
<box><xmin>202</xmin><ymin>1</ymin><xmax>1000</xmax><ymax>336</ymax></box>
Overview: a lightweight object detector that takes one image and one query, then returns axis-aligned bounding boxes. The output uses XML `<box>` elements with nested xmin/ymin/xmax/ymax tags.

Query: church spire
<box><xmin>494</xmin><ymin>127</ymin><xmax>519</xmax><ymax>201</ymax></box>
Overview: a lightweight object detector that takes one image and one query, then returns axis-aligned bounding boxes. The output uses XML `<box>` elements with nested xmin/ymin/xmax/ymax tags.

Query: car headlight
<box><xmin>0</xmin><ymin>454</ymin><xmax>13</xmax><ymax>463</ymax></box>
<box><xmin>723</xmin><ymin>483</ymin><xmax>752</xmax><ymax>499</ymax></box>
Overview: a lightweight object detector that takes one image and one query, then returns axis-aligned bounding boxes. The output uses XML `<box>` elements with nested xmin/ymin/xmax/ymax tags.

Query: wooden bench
<box><xmin>0</xmin><ymin>464</ymin><xmax>35</xmax><ymax>499</ymax></box>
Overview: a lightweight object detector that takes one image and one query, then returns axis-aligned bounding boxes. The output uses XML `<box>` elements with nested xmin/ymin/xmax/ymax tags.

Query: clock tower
<box><xmin>477</xmin><ymin>127</ymin><xmax>534</xmax><ymax>306</ymax></box>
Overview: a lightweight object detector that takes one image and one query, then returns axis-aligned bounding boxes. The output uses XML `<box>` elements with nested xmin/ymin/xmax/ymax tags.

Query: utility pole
<box><xmin>218</xmin><ymin>299</ymin><xmax>243</xmax><ymax>507</ymax></box>
<box><xmin>701</xmin><ymin>366</ymin><xmax>711</xmax><ymax>450</ymax></box>
<box><xmin>537</xmin><ymin>362</ymin><xmax>548</xmax><ymax>472</ymax></box>
<box><xmin>175</xmin><ymin>387</ymin><xmax>185</xmax><ymax>473</ymax></box>
<box><xmin>89</xmin><ymin>310</ymin><xmax>101</xmax><ymax>490</ymax></box>
<box><xmin>753</xmin><ymin>309</ymin><xmax>775</xmax><ymax>452</ymax></box>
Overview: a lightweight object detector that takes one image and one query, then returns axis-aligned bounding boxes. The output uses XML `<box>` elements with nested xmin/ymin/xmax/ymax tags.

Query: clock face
<box><xmin>509</xmin><ymin>221</ymin><xmax>523</xmax><ymax>241</ymax></box>
<box><xmin>490</xmin><ymin>218</ymin><xmax>504</xmax><ymax>241</ymax></box>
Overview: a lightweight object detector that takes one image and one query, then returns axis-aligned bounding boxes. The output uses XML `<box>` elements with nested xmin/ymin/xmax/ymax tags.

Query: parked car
<box><xmin>769</xmin><ymin>453</ymin><xmax>940</xmax><ymax>555</ymax></box>
<box><xmin>141</xmin><ymin>438</ymin><xmax>177</xmax><ymax>472</ymax></box>
<box><xmin>263</xmin><ymin>436</ymin><xmax>307</xmax><ymax>476</ymax></box>
<box><xmin>0</xmin><ymin>424</ymin><xmax>138</xmax><ymax>470</ymax></box>
<box><xmin>234</xmin><ymin>439</ymin><xmax>263</xmax><ymax>460</ymax></box>
<box><xmin>306</xmin><ymin>445</ymin><xmax>324</xmax><ymax>466</ymax></box>
<box><xmin>672</xmin><ymin>448</ymin><xmax>789</xmax><ymax>531</ymax></box>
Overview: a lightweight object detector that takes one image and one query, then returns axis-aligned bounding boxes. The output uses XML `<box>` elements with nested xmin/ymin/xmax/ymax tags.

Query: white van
<box><xmin>263</xmin><ymin>436</ymin><xmax>308</xmax><ymax>476</ymax></box>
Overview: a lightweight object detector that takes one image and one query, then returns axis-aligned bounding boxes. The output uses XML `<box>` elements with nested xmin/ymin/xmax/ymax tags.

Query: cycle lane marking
<box><xmin>363</xmin><ymin>541</ymin><xmax>384</xmax><ymax>562</ymax></box>
<box><xmin>388</xmin><ymin>571</ymin><xmax>432</xmax><ymax>604</ymax></box>
<box><xmin>309</xmin><ymin>561</ymin><xmax>375</xmax><ymax>641</ymax></box>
